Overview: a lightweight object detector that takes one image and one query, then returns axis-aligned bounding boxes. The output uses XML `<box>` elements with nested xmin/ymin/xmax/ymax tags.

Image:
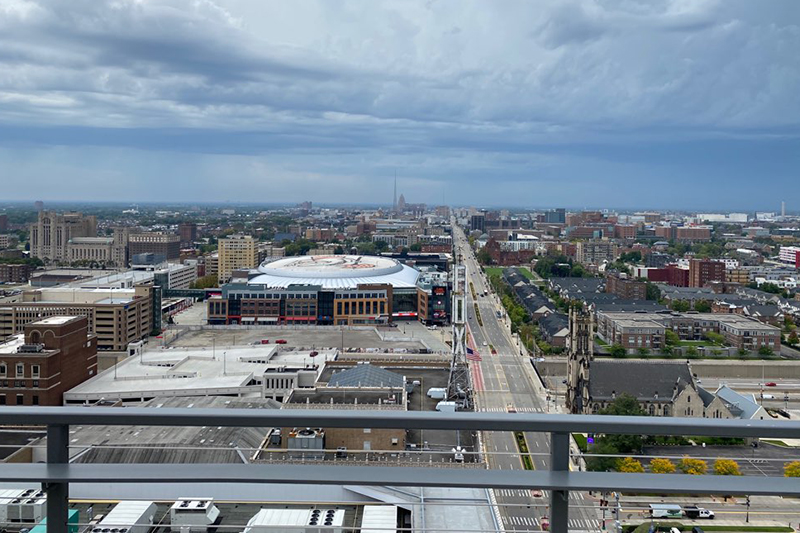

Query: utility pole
<box><xmin>614</xmin><ymin>491</ymin><xmax>621</xmax><ymax>533</ymax></box>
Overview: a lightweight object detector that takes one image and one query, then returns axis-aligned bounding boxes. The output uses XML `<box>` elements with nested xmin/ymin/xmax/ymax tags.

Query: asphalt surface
<box><xmin>454</xmin><ymin>226</ymin><xmax>600</xmax><ymax>532</ymax></box>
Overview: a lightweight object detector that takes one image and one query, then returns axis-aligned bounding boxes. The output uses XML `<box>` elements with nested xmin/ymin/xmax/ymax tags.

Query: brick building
<box><xmin>689</xmin><ymin>259</ymin><xmax>725</xmax><ymax>288</ymax></box>
<box><xmin>128</xmin><ymin>232</ymin><xmax>180</xmax><ymax>261</ymax></box>
<box><xmin>0</xmin><ymin>316</ymin><xmax>97</xmax><ymax>406</ymax></box>
<box><xmin>0</xmin><ymin>264</ymin><xmax>33</xmax><ymax>283</ymax></box>
<box><xmin>613</xmin><ymin>224</ymin><xmax>636</xmax><ymax>240</ymax></box>
<box><xmin>605</xmin><ymin>272</ymin><xmax>647</xmax><ymax>300</ymax></box>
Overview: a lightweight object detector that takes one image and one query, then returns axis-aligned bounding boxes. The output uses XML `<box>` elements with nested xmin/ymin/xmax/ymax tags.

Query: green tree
<box><xmin>703</xmin><ymin>331</ymin><xmax>726</xmax><ymax>345</ymax></box>
<box><xmin>409</xmin><ymin>243</ymin><xmax>422</xmax><ymax>252</ymax></box>
<box><xmin>645</xmin><ymin>283</ymin><xmax>661</xmax><ymax>301</ymax></box>
<box><xmin>694</xmin><ymin>299</ymin><xmax>712</xmax><ymax>313</ymax></box>
<box><xmin>686</xmin><ymin>346</ymin><xmax>699</xmax><ymax>358</ymax></box>
<box><xmin>785</xmin><ymin>461</ymin><xmax>800</xmax><ymax>477</ymax></box>
<box><xmin>617</xmin><ymin>457</ymin><xmax>644</xmax><ymax>473</ymax></box>
<box><xmin>788</xmin><ymin>331</ymin><xmax>799</xmax><ymax>346</ymax></box>
<box><xmin>190</xmin><ymin>274</ymin><xmax>218</xmax><ymax>289</ymax></box>
<box><xmin>609</xmin><ymin>344</ymin><xmax>627</xmax><ymax>358</ymax></box>
<box><xmin>638</xmin><ymin>347</ymin><xmax>650</xmax><ymax>356</ymax></box>
<box><xmin>477</xmin><ymin>248</ymin><xmax>493</xmax><ymax>265</ymax></box>
<box><xmin>714</xmin><ymin>459</ymin><xmax>741</xmax><ymax>476</ymax></box>
<box><xmin>664</xmin><ymin>329</ymin><xmax>680</xmax><ymax>346</ymax></box>
<box><xmin>758</xmin><ymin>346</ymin><xmax>775</xmax><ymax>356</ymax></box>
<box><xmin>670</xmin><ymin>300</ymin><xmax>691</xmax><ymax>312</ymax></box>
<box><xmin>679</xmin><ymin>456</ymin><xmax>708</xmax><ymax>475</ymax></box>
<box><xmin>650</xmin><ymin>458</ymin><xmax>676</xmax><ymax>474</ymax></box>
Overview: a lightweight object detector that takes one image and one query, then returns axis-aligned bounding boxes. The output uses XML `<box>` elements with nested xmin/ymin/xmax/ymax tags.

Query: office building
<box><xmin>178</xmin><ymin>222</ymin><xmax>198</xmax><ymax>245</ymax></box>
<box><xmin>217</xmin><ymin>234</ymin><xmax>258</xmax><ymax>283</ymax></box>
<box><xmin>0</xmin><ymin>234</ymin><xmax>13</xmax><ymax>249</ymax></box>
<box><xmin>544</xmin><ymin>208</ymin><xmax>566</xmax><ymax>224</ymax></box>
<box><xmin>576</xmin><ymin>240</ymin><xmax>618</xmax><ymax>266</ymax></box>
<box><xmin>29</xmin><ymin>211</ymin><xmax>97</xmax><ymax>262</ymax></box>
<box><xmin>470</xmin><ymin>213</ymin><xmax>485</xmax><ymax>233</ymax></box>
<box><xmin>0</xmin><ymin>285</ymin><xmax>152</xmax><ymax>351</ymax></box>
<box><xmin>689</xmin><ymin>259</ymin><xmax>725</xmax><ymax>288</ymax></box>
<box><xmin>0</xmin><ymin>214</ymin><xmax>7</xmax><ymax>232</ymax></box>
<box><xmin>129</xmin><ymin>232</ymin><xmax>180</xmax><ymax>261</ymax></box>
<box><xmin>0</xmin><ymin>316</ymin><xmax>97</xmax><ymax>406</ymax></box>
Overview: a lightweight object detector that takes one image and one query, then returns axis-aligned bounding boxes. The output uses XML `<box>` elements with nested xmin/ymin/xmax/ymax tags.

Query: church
<box><xmin>565</xmin><ymin>308</ymin><xmax>766</xmax><ymax>420</ymax></box>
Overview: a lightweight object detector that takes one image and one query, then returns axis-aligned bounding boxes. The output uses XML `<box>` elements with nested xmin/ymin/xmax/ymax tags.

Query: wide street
<box><xmin>454</xmin><ymin>225</ymin><xmax>601</xmax><ymax>532</ymax></box>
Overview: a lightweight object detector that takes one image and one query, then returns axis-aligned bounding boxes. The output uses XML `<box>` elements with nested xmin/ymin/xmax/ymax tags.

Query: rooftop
<box><xmin>589</xmin><ymin>360</ymin><xmax>695</xmax><ymax>401</ymax></box>
<box><xmin>64</xmin><ymin>344</ymin><xmax>335</xmax><ymax>403</ymax></box>
<box><xmin>327</xmin><ymin>364</ymin><xmax>405</xmax><ymax>389</ymax></box>
<box><xmin>248</xmin><ymin>255</ymin><xmax>420</xmax><ymax>289</ymax></box>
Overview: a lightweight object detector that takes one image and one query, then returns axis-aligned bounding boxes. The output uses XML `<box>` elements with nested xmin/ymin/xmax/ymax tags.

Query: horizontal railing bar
<box><xmin>1</xmin><ymin>464</ymin><xmax>798</xmax><ymax>496</ymax></box>
<box><xmin>1</xmin><ymin>407</ymin><xmax>798</xmax><ymax>438</ymax></box>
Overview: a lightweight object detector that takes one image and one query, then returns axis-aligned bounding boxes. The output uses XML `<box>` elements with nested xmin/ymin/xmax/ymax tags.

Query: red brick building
<box><xmin>647</xmin><ymin>264</ymin><xmax>690</xmax><ymax>287</ymax></box>
<box><xmin>0</xmin><ymin>316</ymin><xmax>97</xmax><ymax>406</ymax></box>
<box><xmin>613</xmin><ymin>224</ymin><xmax>636</xmax><ymax>240</ymax></box>
<box><xmin>689</xmin><ymin>259</ymin><xmax>725</xmax><ymax>288</ymax></box>
<box><xmin>606</xmin><ymin>272</ymin><xmax>647</xmax><ymax>299</ymax></box>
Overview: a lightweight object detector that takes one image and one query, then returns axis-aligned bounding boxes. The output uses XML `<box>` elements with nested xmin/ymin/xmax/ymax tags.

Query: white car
<box><xmin>483</xmin><ymin>341</ymin><xmax>488</xmax><ymax>346</ymax></box>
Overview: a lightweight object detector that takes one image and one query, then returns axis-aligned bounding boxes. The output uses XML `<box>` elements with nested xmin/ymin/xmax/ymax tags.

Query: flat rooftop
<box><xmin>64</xmin><ymin>344</ymin><xmax>336</xmax><ymax>402</ymax></box>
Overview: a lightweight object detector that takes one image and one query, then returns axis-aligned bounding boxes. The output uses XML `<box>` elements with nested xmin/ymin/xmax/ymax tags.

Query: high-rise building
<box><xmin>178</xmin><ymin>222</ymin><xmax>198</xmax><ymax>245</ymax></box>
<box><xmin>29</xmin><ymin>211</ymin><xmax>97</xmax><ymax>262</ymax></box>
<box><xmin>470</xmin><ymin>213</ymin><xmax>485</xmax><ymax>233</ymax></box>
<box><xmin>129</xmin><ymin>232</ymin><xmax>180</xmax><ymax>260</ymax></box>
<box><xmin>689</xmin><ymin>259</ymin><xmax>725</xmax><ymax>288</ymax></box>
<box><xmin>218</xmin><ymin>234</ymin><xmax>258</xmax><ymax>283</ymax></box>
<box><xmin>576</xmin><ymin>240</ymin><xmax>618</xmax><ymax>266</ymax></box>
<box><xmin>544</xmin><ymin>208</ymin><xmax>566</xmax><ymax>224</ymax></box>
<box><xmin>0</xmin><ymin>214</ymin><xmax>7</xmax><ymax>232</ymax></box>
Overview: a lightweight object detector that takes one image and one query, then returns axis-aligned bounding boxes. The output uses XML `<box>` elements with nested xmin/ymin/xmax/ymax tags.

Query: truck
<box><xmin>435</xmin><ymin>401</ymin><xmax>458</xmax><ymax>412</ymax></box>
<box><xmin>649</xmin><ymin>504</ymin><xmax>682</xmax><ymax>519</ymax></box>
<box><xmin>683</xmin><ymin>506</ymin><xmax>715</xmax><ymax>519</ymax></box>
<box><xmin>427</xmin><ymin>387</ymin><xmax>447</xmax><ymax>400</ymax></box>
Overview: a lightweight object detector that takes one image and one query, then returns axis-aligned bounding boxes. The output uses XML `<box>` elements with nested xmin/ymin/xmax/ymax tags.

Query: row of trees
<box><xmin>618</xmin><ymin>456</ymin><xmax>800</xmax><ymax>477</ymax></box>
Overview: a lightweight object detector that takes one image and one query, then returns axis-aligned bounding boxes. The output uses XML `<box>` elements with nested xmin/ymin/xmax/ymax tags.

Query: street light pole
<box><xmin>746</xmin><ymin>495</ymin><xmax>750</xmax><ymax>523</ymax></box>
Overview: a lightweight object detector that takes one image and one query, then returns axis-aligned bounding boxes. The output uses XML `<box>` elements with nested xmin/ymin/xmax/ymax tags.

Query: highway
<box><xmin>454</xmin><ymin>225</ymin><xmax>600</xmax><ymax>532</ymax></box>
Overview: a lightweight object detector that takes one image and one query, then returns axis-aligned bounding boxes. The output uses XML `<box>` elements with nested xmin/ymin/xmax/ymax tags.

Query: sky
<box><xmin>0</xmin><ymin>0</ymin><xmax>798</xmax><ymax>210</ymax></box>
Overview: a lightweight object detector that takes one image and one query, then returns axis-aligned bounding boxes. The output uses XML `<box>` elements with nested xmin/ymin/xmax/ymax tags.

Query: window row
<box><xmin>0</xmin><ymin>363</ymin><xmax>40</xmax><ymax>378</ymax></box>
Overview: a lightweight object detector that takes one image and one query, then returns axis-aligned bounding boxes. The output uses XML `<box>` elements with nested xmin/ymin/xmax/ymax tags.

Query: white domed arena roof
<box><xmin>248</xmin><ymin>255</ymin><xmax>420</xmax><ymax>289</ymax></box>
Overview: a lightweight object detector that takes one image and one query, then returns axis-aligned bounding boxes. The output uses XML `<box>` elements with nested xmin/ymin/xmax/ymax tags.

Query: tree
<box><xmin>586</xmin><ymin>439</ymin><xmax>621</xmax><ymax>472</ymax></box>
<box><xmin>694</xmin><ymin>299</ymin><xmax>712</xmax><ymax>313</ymax></box>
<box><xmin>477</xmin><ymin>248</ymin><xmax>493</xmax><ymax>265</ymax></box>
<box><xmin>609</xmin><ymin>344</ymin><xmax>627</xmax><ymax>358</ymax></box>
<box><xmin>190</xmin><ymin>274</ymin><xmax>218</xmax><ymax>289</ymax></box>
<box><xmin>650</xmin><ymin>458</ymin><xmax>676</xmax><ymax>474</ymax></box>
<box><xmin>670</xmin><ymin>300</ymin><xmax>691</xmax><ymax>312</ymax></box>
<box><xmin>646</xmin><ymin>283</ymin><xmax>661</xmax><ymax>301</ymax></box>
<box><xmin>788</xmin><ymin>331</ymin><xmax>799</xmax><ymax>346</ymax></box>
<box><xmin>617</xmin><ymin>457</ymin><xmax>644</xmax><ymax>473</ymax></box>
<box><xmin>785</xmin><ymin>461</ymin><xmax>800</xmax><ymax>477</ymax></box>
<box><xmin>758</xmin><ymin>346</ymin><xmax>775</xmax><ymax>357</ymax></box>
<box><xmin>703</xmin><ymin>331</ymin><xmax>726</xmax><ymax>345</ymax></box>
<box><xmin>679</xmin><ymin>456</ymin><xmax>708</xmax><ymax>475</ymax></box>
<box><xmin>664</xmin><ymin>330</ymin><xmax>680</xmax><ymax>346</ymax></box>
<box><xmin>409</xmin><ymin>243</ymin><xmax>422</xmax><ymax>252</ymax></box>
<box><xmin>686</xmin><ymin>346</ymin><xmax>699</xmax><ymax>358</ymax></box>
<box><xmin>714</xmin><ymin>459</ymin><xmax>741</xmax><ymax>476</ymax></box>
<box><xmin>638</xmin><ymin>347</ymin><xmax>650</xmax><ymax>356</ymax></box>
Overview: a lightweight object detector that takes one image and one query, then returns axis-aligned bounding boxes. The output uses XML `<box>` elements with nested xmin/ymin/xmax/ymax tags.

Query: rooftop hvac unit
<box><xmin>18</xmin><ymin>343</ymin><xmax>45</xmax><ymax>353</ymax></box>
<box><xmin>91</xmin><ymin>501</ymin><xmax>157</xmax><ymax>533</ymax></box>
<box><xmin>169</xmin><ymin>498</ymin><xmax>220</xmax><ymax>533</ymax></box>
<box><xmin>243</xmin><ymin>508</ymin><xmax>345</xmax><ymax>533</ymax></box>
<box><xmin>0</xmin><ymin>489</ymin><xmax>46</xmax><ymax>524</ymax></box>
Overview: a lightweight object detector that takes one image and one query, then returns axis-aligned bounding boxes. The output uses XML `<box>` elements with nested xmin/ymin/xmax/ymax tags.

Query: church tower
<box><xmin>566</xmin><ymin>305</ymin><xmax>593</xmax><ymax>414</ymax></box>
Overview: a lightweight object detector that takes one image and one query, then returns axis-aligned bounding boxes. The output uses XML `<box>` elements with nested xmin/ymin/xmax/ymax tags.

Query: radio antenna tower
<box><xmin>448</xmin><ymin>242</ymin><xmax>470</xmax><ymax>406</ymax></box>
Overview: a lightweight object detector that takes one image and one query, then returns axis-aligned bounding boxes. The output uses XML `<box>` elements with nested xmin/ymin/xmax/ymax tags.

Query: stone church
<box><xmin>565</xmin><ymin>308</ymin><xmax>764</xmax><ymax>420</ymax></box>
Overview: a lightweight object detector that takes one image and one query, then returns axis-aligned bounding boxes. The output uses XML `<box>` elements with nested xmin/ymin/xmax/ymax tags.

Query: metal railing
<box><xmin>0</xmin><ymin>407</ymin><xmax>799</xmax><ymax>533</ymax></box>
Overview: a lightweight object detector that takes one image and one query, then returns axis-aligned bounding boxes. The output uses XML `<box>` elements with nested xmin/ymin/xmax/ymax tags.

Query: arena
<box><xmin>248</xmin><ymin>255</ymin><xmax>420</xmax><ymax>289</ymax></box>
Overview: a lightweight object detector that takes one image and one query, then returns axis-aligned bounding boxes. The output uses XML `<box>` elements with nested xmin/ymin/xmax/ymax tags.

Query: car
<box><xmin>483</xmin><ymin>341</ymin><xmax>488</xmax><ymax>346</ymax></box>
<box><xmin>506</xmin><ymin>403</ymin><xmax>516</xmax><ymax>413</ymax></box>
<box><xmin>765</xmin><ymin>382</ymin><xmax>777</xmax><ymax>387</ymax></box>
<box><xmin>275</xmin><ymin>339</ymin><xmax>287</xmax><ymax>344</ymax></box>
<box><xmin>531</xmin><ymin>489</ymin><xmax>543</xmax><ymax>498</ymax></box>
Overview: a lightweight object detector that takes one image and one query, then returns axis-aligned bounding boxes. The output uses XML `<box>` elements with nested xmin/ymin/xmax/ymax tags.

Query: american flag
<box><xmin>466</xmin><ymin>346</ymin><xmax>481</xmax><ymax>361</ymax></box>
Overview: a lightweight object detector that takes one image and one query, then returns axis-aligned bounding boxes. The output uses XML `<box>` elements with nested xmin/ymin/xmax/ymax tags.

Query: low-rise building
<box><xmin>0</xmin><ymin>316</ymin><xmax>97</xmax><ymax>405</ymax></box>
<box><xmin>0</xmin><ymin>285</ymin><xmax>152</xmax><ymax>351</ymax></box>
<box><xmin>0</xmin><ymin>264</ymin><xmax>33</xmax><ymax>283</ymax></box>
<box><xmin>605</xmin><ymin>271</ymin><xmax>646</xmax><ymax>300</ymax></box>
<box><xmin>576</xmin><ymin>240</ymin><xmax>618</xmax><ymax>266</ymax></box>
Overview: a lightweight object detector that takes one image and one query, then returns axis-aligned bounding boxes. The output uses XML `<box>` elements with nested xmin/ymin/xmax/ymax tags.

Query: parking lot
<box><xmin>170</xmin><ymin>325</ymin><xmax>427</xmax><ymax>352</ymax></box>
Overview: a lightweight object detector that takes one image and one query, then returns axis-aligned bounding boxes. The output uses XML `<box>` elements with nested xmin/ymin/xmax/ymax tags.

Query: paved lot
<box><xmin>641</xmin><ymin>443</ymin><xmax>798</xmax><ymax>477</ymax></box>
<box><xmin>170</xmin><ymin>326</ymin><xmax>427</xmax><ymax>352</ymax></box>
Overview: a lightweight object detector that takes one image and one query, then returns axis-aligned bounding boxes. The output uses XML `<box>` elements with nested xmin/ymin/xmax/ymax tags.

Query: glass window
<box><xmin>32</xmin><ymin>365</ymin><xmax>40</xmax><ymax>378</ymax></box>
<box><xmin>15</xmin><ymin>364</ymin><xmax>23</xmax><ymax>377</ymax></box>
<box><xmin>0</xmin><ymin>364</ymin><xmax>5</xmax><ymax>377</ymax></box>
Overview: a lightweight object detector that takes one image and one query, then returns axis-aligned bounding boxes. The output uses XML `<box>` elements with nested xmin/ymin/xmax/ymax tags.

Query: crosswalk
<box><xmin>504</xmin><ymin>514</ymin><xmax>539</xmax><ymax>527</ymax></box>
<box><xmin>482</xmin><ymin>406</ymin><xmax>544</xmax><ymax>413</ymax></box>
<box><xmin>568</xmin><ymin>518</ymin><xmax>602</xmax><ymax>530</ymax></box>
<box><xmin>495</xmin><ymin>489</ymin><xmax>539</xmax><ymax>498</ymax></box>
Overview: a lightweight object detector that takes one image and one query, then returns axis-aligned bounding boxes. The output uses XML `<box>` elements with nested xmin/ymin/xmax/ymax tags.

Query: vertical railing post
<box><xmin>46</xmin><ymin>424</ymin><xmax>69</xmax><ymax>533</ymax></box>
<box><xmin>550</xmin><ymin>431</ymin><xmax>570</xmax><ymax>533</ymax></box>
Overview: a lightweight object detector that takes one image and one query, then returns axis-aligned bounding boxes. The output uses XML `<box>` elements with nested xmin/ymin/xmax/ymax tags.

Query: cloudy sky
<box><xmin>1</xmin><ymin>0</ymin><xmax>798</xmax><ymax>209</ymax></box>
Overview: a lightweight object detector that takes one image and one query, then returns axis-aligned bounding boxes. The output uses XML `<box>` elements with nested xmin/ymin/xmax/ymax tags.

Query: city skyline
<box><xmin>0</xmin><ymin>1</ymin><xmax>798</xmax><ymax>208</ymax></box>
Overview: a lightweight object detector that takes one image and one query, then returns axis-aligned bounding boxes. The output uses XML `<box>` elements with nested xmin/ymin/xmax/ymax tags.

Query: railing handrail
<box><xmin>0</xmin><ymin>406</ymin><xmax>797</xmax><ymax>438</ymax></box>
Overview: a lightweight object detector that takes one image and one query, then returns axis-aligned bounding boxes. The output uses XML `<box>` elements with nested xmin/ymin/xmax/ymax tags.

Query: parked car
<box><xmin>276</xmin><ymin>339</ymin><xmax>287</xmax><ymax>344</ymax></box>
<box><xmin>531</xmin><ymin>489</ymin><xmax>543</xmax><ymax>498</ymax></box>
